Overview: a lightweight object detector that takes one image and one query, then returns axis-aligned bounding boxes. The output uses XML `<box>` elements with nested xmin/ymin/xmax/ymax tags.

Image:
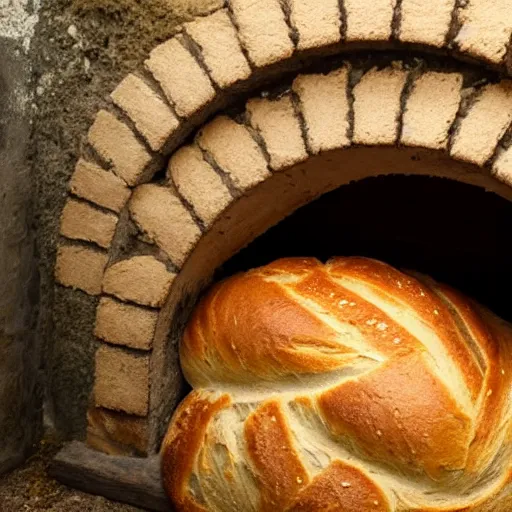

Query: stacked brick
<box><xmin>54</xmin><ymin>0</ymin><xmax>512</xmax><ymax>455</ymax></box>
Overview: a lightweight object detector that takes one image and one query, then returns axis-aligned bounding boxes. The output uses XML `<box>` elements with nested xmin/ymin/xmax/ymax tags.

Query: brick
<box><xmin>229</xmin><ymin>0</ymin><xmax>294</xmax><ymax>68</ymax></box>
<box><xmin>198</xmin><ymin>116</ymin><xmax>270</xmax><ymax>190</ymax></box>
<box><xmin>60</xmin><ymin>199</ymin><xmax>118</xmax><ymax>249</ymax></box>
<box><xmin>185</xmin><ymin>10</ymin><xmax>251</xmax><ymax>89</ymax></box>
<box><xmin>55</xmin><ymin>244</ymin><xmax>108</xmax><ymax>296</ymax></box>
<box><xmin>168</xmin><ymin>145</ymin><xmax>232</xmax><ymax>227</ymax></box>
<box><xmin>102</xmin><ymin>255</ymin><xmax>175</xmax><ymax>308</ymax></box>
<box><xmin>69</xmin><ymin>159</ymin><xmax>131</xmax><ymax>213</ymax></box>
<box><xmin>145</xmin><ymin>38</ymin><xmax>215</xmax><ymax>118</ymax></box>
<box><xmin>94</xmin><ymin>345</ymin><xmax>149</xmax><ymax>417</ymax></box>
<box><xmin>402</xmin><ymin>72</ymin><xmax>463</xmax><ymax>150</ymax></box>
<box><xmin>492</xmin><ymin>146</ymin><xmax>512</xmax><ymax>187</ymax></box>
<box><xmin>87</xmin><ymin>407</ymin><xmax>149</xmax><ymax>456</ymax></box>
<box><xmin>455</xmin><ymin>0</ymin><xmax>512</xmax><ymax>64</ymax></box>
<box><xmin>345</xmin><ymin>0</ymin><xmax>394</xmax><ymax>41</ymax></box>
<box><xmin>111</xmin><ymin>74</ymin><xmax>179</xmax><ymax>152</ymax></box>
<box><xmin>451</xmin><ymin>82</ymin><xmax>512</xmax><ymax>166</ymax></box>
<box><xmin>353</xmin><ymin>66</ymin><xmax>408</xmax><ymax>145</ymax></box>
<box><xmin>293</xmin><ymin>68</ymin><xmax>350</xmax><ymax>153</ymax></box>
<box><xmin>88</xmin><ymin>110</ymin><xmax>152</xmax><ymax>187</ymax></box>
<box><xmin>247</xmin><ymin>95</ymin><xmax>307</xmax><ymax>170</ymax></box>
<box><xmin>289</xmin><ymin>0</ymin><xmax>341</xmax><ymax>51</ymax></box>
<box><xmin>399</xmin><ymin>0</ymin><xmax>453</xmax><ymax>47</ymax></box>
<box><xmin>129</xmin><ymin>185</ymin><xmax>201</xmax><ymax>267</ymax></box>
<box><xmin>94</xmin><ymin>297</ymin><xmax>158</xmax><ymax>351</ymax></box>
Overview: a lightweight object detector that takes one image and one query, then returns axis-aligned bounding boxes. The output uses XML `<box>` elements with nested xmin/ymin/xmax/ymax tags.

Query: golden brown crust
<box><xmin>181</xmin><ymin>267</ymin><xmax>356</xmax><ymax>385</ymax></box>
<box><xmin>162</xmin><ymin>257</ymin><xmax>512</xmax><ymax>512</ymax></box>
<box><xmin>328</xmin><ymin>257</ymin><xmax>484</xmax><ymax>401</ymax></box>
<box><xmin>161</xmin><ymin>390</ymin><xmax>231</xmax><ymax>511</ymax></box>
<box><xmin>245</xmin><ymin>400</ymin><xmax>309</xmax><ymax>511</ymax></box>
<box><xmin>287</xmin><ymin>460</ymin><xmax>390</xmax><ymax>512</ymax></box>
<box><xmin>465</xmin><ymin>308</ymin><xmax>512</xmax><ymax>472</ymax></box>
<box><xmin>318</xmin><ymin>352</ymin><xmax>472</xmax><ymax>479</ymax></box>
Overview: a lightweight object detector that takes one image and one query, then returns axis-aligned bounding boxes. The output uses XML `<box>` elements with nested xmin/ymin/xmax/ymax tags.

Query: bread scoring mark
<box><xmin>161</xmin><ymin>390</ymin><xmax>231</xmax><ymax>511</ymax></box>
<box><xmin>280</xmin><ymin>269</ymin><xmax>424</xmax><ymax>359</ymax></box>
<box><xmin>193</xmin><ymin>405</ymin><xmax>260</xmax><ymax>512</ymax></box>
<box><xmin>264</xmin><ymin>273</ymin><xmax>384</xmax><ymax>358</ymax></box>
<box><xmin>285</xmin><ymin>397</ymin><xmax>335</xmax><ymax>474</ymax></box>
<box><xmin>288</xmin><ymin>460</ymin><xmax>391</xmax><ymax>511</ymax></box>
<box><xmin>317</xmin><ymin>352</ymin><xmax>473</xmax><ymax>480</ymax></box>
<box><xmin>411</xmin><ymin>275</ymin><xmax>488</xmax><ymax>378</ymax></box>
<box><xmin>183</xmin><ymin>267</ymin><xmax>384</xmax><ymax>387</ymax></box>
<box><xmin>330</xmin><ymin>274</ymin><xmax>475</xmax><ymax>418</ymax></box>
<box><xmin>244</xmin><ymin>400</ymin><xmax>309</xmax><ymax>511</ymax></box>
<box><xmin>328</xmin><ymin>257</ymin><xmax>484</xmax><ymax>405</ymax></box>
<box><xmin>191</xmin><ymin>361</ymin><xmax>379</xmax><ymax>404</ymax></box>
<box><xmin>462</xmin><ymin>312</ymin><xmax>512</xmax><ymax>476</ymax></box>
<box><xmin>285</xmin><ymin>395</ymin><xmax>458</xmax><ymax>494</ymax></box>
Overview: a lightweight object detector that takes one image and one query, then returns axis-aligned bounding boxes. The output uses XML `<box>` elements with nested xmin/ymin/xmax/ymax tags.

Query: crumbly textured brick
<box><xmin>60</xmin><ymin>199</ymin><xmax>118</xmax><ymax>249</ymax></box>
<box><xmin>455</xmin><ymin>0</ymin><xmax>512</xmax><ymax>64</ymax></box>
<box><xmin>87</xmin><ymin>110</ymin><xmax>153</xmax><ymax>187</ymax></box>
<box><xmin>111</xmin><ymin>74</ymin><xmax>179</xmax><ymax>152</ymax></box>
<box><xmin>247</xmin><ymin>95</ymin><xmax>307</xmax><ymax>170</ymax></box>
<box><xmin>87</xmin><ymin>407</ymin><xmax>149</xmax><ymax>456</ymax></box>
<box><xmin>198</xmin><ymin>116</ymin><xmax>270</xmax><ymax>190</ymax></box>
<box><xmin>168</xmin><ymin>145</ymin><xmax>232</xmax><ymax>227</ymax></box>
<box><xmin>293</xmin><ymin>68</ymin><xmax>350</xmax><ymax>153</ymax></box>
<box><xmin>492</xmin><ymin>146</ymin><xmax>512</xmax><ymax>187</ymax></box>
<box><xmin>229</xmin><ymin>0</ymin><xmax>294</xmax><ymax>68</ymax></box>
<box><xmin>94</xmin><ymin>297</ymin><xmax>158</xmax><ymax>351</ymax></box>
<box><xmin>102</xmin><ymin>255</ymin><xmax>175</xmax><ymax>308</ymax></box>
<box><xmin>399</xmin><ymin>0</ymin><xmax>453</xmax><ymax>47</ymax></box>
<box><xmin>145</xmin><ymin>38</ymin><xmax>215</xmax><ymax>118</ymax></box>
<box><xmin>55</xmin><ymin>244</ymin><xmax>108</xmax><ymax>296</ymax></box>
<box><xmin>353</xmin><ymin>67</ymin><xmax>408</xmax><ymax>145</ymax></box>
<box><xmin>451</xmin><ymin>82</ymin><xmax>512</xmax><ymax>166</ymax></box>
<box><xmin>289</xmin><ymin>0</ymin><xmax>341</xmax><ymax>50</ymax></box>
<box><xmin>129</xmin><ymin>185</ymin><xmax>201</xmax><ymax>267</ymax></box>
<box><xmin>345</xmin><ymin>0</ymin><xmax>394</xmax><ymax>41</ymax></box>
<box><xmin>69</xmin><ymin>159</ymin><xmax>131</xmax><ymax>213</ymax></box>
<box><xmin>402</xmin><ymin>72</ymin><xmax>463</xmax><ymax>150</ymax></box>
<box><xmin>94</xmin><ymin>345</ymin><xmax>150</xmax><ymax>417</ymax></box>
<box><xmin>185</xmin><ymin>10</ymin><xmax>251</xmax><ymax>88</ymax></box>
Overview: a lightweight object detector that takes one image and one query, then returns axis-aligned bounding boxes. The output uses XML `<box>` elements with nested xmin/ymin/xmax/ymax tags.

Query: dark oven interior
<box><xmin>215</xmin><ymin>174</ymin><xmax>512</xmax><ymax>323</ymax></box>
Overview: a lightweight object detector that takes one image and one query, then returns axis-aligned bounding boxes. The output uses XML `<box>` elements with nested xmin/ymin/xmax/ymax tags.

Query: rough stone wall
<box><xmin>0</xmin><ymin>37</ymin><xmax>40</xmax><ymax>472</ymax></box>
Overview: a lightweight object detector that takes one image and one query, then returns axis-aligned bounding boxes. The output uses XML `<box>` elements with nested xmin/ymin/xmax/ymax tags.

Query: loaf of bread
<box><xmin>161</xmin><ymin>257</ymin><xmax>512</xmax><ymax>511</ymax></box>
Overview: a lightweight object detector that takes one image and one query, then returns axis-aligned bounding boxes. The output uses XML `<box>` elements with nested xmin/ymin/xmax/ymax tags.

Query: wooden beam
<box><xmin>49</xmin><ymin>441</ymin><xmax>172</xmax><ymax>511</ymax></box>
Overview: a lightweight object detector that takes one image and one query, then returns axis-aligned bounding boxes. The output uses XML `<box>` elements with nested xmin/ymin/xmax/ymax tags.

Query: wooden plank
<box><xmin>49</xmin><ymin>441</ymin><xmax>172</xmax><ymax>511</ymax></box>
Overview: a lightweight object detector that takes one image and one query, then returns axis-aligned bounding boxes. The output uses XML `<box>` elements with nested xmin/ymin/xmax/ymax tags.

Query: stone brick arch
<box><xmin>64</xmin><ymin>0</ymin><xmax>512</xmax><ymax>194</ymax></box>
<box><xmin>54</xmin><ymin>0</ymin><xmax>512</xmax><ymax>457</ymax></box>
<box><xmin>60</xmin><ymin>61</ymin><xmax>512</xmax><ymax>456</ymax></box>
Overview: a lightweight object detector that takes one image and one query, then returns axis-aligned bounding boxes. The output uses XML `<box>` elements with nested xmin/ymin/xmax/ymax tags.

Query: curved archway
<box><xmin>52</xmin><ymin>56</ymin><xmax>512</xmax><ymax>455</ymax></box>
<box><xmin>63</xmin><ymin>0</ymin><xmax>512</xmax><ymax>194</ymax></box>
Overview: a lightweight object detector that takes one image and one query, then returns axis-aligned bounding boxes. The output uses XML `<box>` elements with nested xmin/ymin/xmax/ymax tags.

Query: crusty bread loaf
<box><xmin>161</xmin><ymin>257</ymin><xmax>512</xmax><ymax>511</ymax></box>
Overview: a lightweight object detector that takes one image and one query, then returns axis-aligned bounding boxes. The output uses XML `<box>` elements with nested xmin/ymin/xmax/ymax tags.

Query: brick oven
<box><xmin>28</xmin><ymin>0</ymin><xmax>512</xmax><ymax>509</ymax></box>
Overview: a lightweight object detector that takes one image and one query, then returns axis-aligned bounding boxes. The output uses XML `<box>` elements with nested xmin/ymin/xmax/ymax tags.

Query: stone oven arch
<box><xmin>53</xmin><ymin>0</ymin><xmax>512</xmax><ymax>460</ymax></box>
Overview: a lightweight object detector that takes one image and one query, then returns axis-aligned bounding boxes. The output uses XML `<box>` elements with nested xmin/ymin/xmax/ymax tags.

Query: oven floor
<box><xmin>0</xmin><ymin>430</ymin><xmax>143</xmax><ymax>512</ymax></box>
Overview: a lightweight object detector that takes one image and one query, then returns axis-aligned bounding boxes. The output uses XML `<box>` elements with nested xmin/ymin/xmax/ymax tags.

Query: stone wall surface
<box><xmin>0</xmin><ymin>37</ymin><xmax>40</xmax><ymax>473</ymax></box>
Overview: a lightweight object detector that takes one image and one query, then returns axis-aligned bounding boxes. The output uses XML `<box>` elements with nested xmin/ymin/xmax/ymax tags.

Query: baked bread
<box><xmin>161</xmin><ymin>257</ymin><xmax>512</xmax><ymax>511</ymax></box>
